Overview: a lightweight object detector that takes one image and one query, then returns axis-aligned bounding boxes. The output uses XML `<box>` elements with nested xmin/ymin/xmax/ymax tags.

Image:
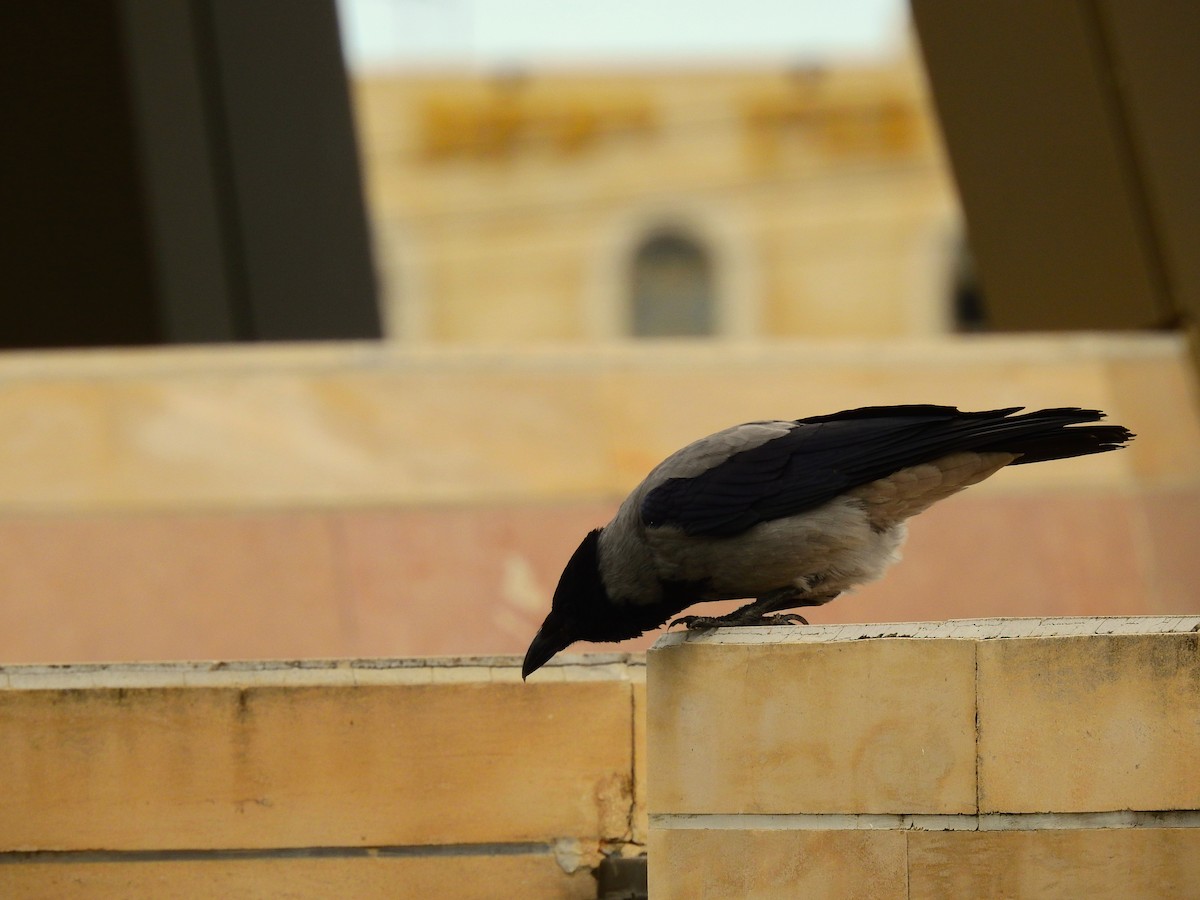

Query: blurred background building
<box><xmin>353</xmin><ymin>57</ymin><xmax>959</xmax><ymax>343</ymax></box>
<box><xmin>0</xmin><ymin>1</ymin><xmax>1196</xmax><ymax>664</ymax></box>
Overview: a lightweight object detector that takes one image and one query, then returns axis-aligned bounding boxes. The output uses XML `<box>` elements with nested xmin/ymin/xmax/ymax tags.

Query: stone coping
<box><xmin>0</xmin><ymin>652</ymin><xmax>645</xmax><ymax>690</ymax></box>
<box><xmin>653</xmin><ymin>615</ymin><xmax>1200</xmax><ymax>648</ymax></box>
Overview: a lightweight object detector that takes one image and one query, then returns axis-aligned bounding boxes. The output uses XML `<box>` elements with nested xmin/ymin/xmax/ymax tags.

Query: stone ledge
<box><xmin>0</xmin><ymin>661</ymin><xmax>643</xmax><ymax>852</ymax></box>
<box><xmin>652</xmin><ymin>615</ymin><xmax>1200</xmax><ymax>648</ymax></box>
<box><xmin>0</xmin><ymin>653</ymin><xmax>645</xmax><ymax>691</ymax></box>
<box><xmin>648</xmin><ymin>615</ymin><xmax>1200</xmax><ymax>894</ymax></box>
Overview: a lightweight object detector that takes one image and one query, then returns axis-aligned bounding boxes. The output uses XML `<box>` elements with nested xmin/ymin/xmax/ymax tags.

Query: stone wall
<box><xmin>648</xmin><ymin>617</ymin><xmax>1200</xmax><ymax>898</ymax></box>
<box><xmin>4</xmin><ymin>618</ymin><xmax>1199</xmax><ymax>897</ymax></box>
<box><xmin>0</xmin><ymin>655</ymin><xmax>645</xmax><ymax>899</ymax></box>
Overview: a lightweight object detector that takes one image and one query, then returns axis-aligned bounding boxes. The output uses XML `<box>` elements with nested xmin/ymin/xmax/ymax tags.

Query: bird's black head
<box><xmin>522</xmin><ymin>528</ymin><xmax>611</xmax><ymax>679</ymax></box>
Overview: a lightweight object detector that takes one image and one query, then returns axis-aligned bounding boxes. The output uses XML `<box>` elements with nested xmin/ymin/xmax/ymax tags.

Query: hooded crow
<box><xmin>522</xmin><ymin>405</ymin><xmax>1133</xmax><ymax>678</ymax></box>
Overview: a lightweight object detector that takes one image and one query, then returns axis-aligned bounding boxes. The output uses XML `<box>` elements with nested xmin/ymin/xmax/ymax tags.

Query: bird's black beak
<box><xmin>522</xmin><ymin>621</ymin><xmax>571</xmax><ymax>680</ymax></box>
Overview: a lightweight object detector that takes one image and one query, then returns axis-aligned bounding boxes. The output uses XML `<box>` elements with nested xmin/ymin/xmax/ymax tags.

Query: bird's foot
<box><xmin>760</xmin><ymin>612</ymin><xmax>810</xmax><ymax>627</ymax></box>
<box><xmin>670</xmin><ymin>611</ymin><xmax>809</xmax><ymax>631</ymax></box>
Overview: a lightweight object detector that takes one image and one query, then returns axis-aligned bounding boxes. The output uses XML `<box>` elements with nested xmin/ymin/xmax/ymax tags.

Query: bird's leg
<box><xmin>670</xmin><ymin>587</ymin><xmax>840</xmax><ymax>631</ymax></box>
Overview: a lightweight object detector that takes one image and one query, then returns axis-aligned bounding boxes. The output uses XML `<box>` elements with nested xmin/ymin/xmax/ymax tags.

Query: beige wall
<box><xmin>0</xmin><ymin>335</ymin><xmax>1196</xmax><ymax>664</ymax></box>
<box><xmin>0</xmin><ymin>334</ymin><xmax>1190</xmax><ymax>515</ymax></box>
<box><xmin>351</xmin><ymin>61</ymin><xmax>957</xmax><ymax>343</ymax></box>
<box><xmin>648</xmin><ymin>618</ymin><xmax>1200</xmax><ymax>898</ymax></box>
<box><xmin>0</xmin><ymin>656</ymin><xmax>645</xmax><ymax>899</ymax></box>
<box><xmin>6</xmin><ymin>618</ymin><xmax>1196</xmax><ymax>898</ymax></box>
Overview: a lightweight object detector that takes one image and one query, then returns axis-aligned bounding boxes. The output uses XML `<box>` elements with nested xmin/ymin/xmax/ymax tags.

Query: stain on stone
<box><xmin>237</xmin><ymin>688</ymin><xmax>251</xmax><ymax>719</ymax></box>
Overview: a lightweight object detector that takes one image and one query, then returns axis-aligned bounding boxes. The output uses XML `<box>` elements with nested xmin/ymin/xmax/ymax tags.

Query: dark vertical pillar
<box><xmin>0</xmin><ymin>1</ymin><xmax>382</xmax><ymax>348</ymax></box>
<box><xmin>1</xmin><ymin>2</ymin><xmax>161</xmax><ymax>348</ymax></box>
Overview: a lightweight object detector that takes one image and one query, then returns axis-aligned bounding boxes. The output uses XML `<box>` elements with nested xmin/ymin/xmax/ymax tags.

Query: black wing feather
<box><xmin>641</xmin><ymin>405</ymin><xmax>1132</xmax><ymax>537</ymax></box>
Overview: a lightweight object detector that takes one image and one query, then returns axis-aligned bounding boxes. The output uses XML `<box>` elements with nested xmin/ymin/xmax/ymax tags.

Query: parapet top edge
<box><xmin>0</xmin><ymin>651</ymin><xmax>646</xmax><ymax>690</ymax></box>
<box><xmin>652</xmin><ymin>615</ymin><xmax>1200</xmax><ymax>649</ymax></box>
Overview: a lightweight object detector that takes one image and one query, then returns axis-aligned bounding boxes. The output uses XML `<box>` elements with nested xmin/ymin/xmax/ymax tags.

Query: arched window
<box><xmin>630</xmin><ymin>231</ymin><xmax>715</xmax><ymax>337</ymax></box>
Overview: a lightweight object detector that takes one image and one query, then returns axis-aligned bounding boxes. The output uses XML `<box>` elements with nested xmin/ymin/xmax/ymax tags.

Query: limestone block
<box><xmin>0</xmin><ymin>675</ymin><xmax>634</xmax><ymax>851</ymax></box>
<box><xmin>0</xmin><ymin>854</ymin><xmax>596</xmax><ymax>900</ymax></box>
<box><xmin>978</xmin><ymin>632</ymin><xmax>1200</xmax><ymax>812</ymax></box>
<box><xmin>648</xmin><ymin>635</ymin><xmax>977</xmax><ymax>815</ymax></box>
<box><xmin>649</xmin><ymin>828</ymin><xmax>907</xmax><ymax>900</ymax></box>
<box><xmin>648</xmin><ymin>619</ymin><xmax>1200</xmax><ymax>898</ymax></box>
<box><xmin>909</xmin><ymin>827</ymin><xmax>1200</xmax><ymax>898</ymax></box>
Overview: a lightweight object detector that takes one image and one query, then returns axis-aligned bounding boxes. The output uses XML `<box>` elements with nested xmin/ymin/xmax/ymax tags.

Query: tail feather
<box><xmin>975</xmin><ymin>407</ymin><xmax>1134</xmax><ymax>464</ymax></box>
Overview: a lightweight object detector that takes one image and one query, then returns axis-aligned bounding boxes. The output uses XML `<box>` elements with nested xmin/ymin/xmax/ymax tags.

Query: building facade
<box><xmin>351</xmin><ymin>56</ymin><xmax>960</xmax><ymax>344</ymax></box>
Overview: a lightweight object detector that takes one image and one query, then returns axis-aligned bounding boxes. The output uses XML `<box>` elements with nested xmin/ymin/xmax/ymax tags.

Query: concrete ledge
<box><xmin>648</xmin><ymin>616</ymin><xmax>1200</xmax><ymax>897</ymax></box>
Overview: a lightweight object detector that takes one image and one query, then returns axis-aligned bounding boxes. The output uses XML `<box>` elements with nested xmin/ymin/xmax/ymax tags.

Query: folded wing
<box><xmin>640</xmin><ymin>405</ymin><xmax>1132</xmax><ymax>537</ymax></box>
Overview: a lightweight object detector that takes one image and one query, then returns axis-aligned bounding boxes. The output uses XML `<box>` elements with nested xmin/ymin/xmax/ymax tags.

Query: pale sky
<box><xmin>337</xmin><ymin>0</ymin><xmax>909</xmax><ymax>69</ymax></box>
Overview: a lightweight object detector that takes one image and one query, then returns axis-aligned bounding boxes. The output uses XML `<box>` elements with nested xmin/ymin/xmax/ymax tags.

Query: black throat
<box><xmin>589</xmin><ymin>576</ymin><xmax>711</xmax><ymax>641</ymax></box>
<box><xmin>557</xmin><ymin>529</ymin><xmax>712</xmax><ymax>642</ymax></box>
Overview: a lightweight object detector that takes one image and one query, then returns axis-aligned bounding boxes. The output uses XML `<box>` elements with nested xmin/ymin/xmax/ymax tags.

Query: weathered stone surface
<box><xmin>649</xmin><ymin>637</ymin><xmax>977</xmax><ymax>815</ymax></box>
<box><xmin>909</xmin><ymin>827</ymin><xmax>1200</xmax><ymax>899</ymax></box>
<box><xmin>0</xmin><ymin>855</ymin><xmax>597</xmax><ymax>900</ymax></box>
<box><xmin>978</xmin><ymin>632</ymin><xmax>1200</xmax><ymax>813</ymax></box>
<box><xmin>649</xmin><ymin>618</ymin><xmax>1200</xmax><ymax>897</ymax></box>
<box><xmin>649</xmin><ymin>828</ymin><xmax>907</xmax><ymax>900</ymax></box>
<box><xmin>0</xmin><ymin>667</ymin><xmax>637</xmax><ymax>851</ymax></box>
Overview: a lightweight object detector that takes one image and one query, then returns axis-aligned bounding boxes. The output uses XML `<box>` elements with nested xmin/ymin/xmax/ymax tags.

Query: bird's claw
<box><xmin>767</xmin><ymin>613</ymin><xmax>810</xmax><ymax>626</ymax></box>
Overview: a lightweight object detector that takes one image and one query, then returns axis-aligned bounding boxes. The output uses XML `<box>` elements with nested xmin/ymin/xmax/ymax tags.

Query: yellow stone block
<box><xmin>648</xmin><ymin>637</ymin><xmax>977</xmax><ymax>815</ymax></box>
<box><xmin>978</xmin><ymin>633</ymin><xmax>1200</xmax><ymax>812</ymax></box>
<box><xmin>909</xmin><ymin>828</ymin><xmax>1200</xmax><ymax>899</ymax></box>
<box><xmin>649</xmin><ymin>828</ymin><xmax>907</xmax><ymax>900</ymax></box>
<box><xmin>0</xmin><ymin>677</ymin><xmax>634</xmax><ymax>851</ymax></box>
<box><xmin>0</xmin><ymin>855</ymin><xmax>596</xmax><ymax>900</ymax></box>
